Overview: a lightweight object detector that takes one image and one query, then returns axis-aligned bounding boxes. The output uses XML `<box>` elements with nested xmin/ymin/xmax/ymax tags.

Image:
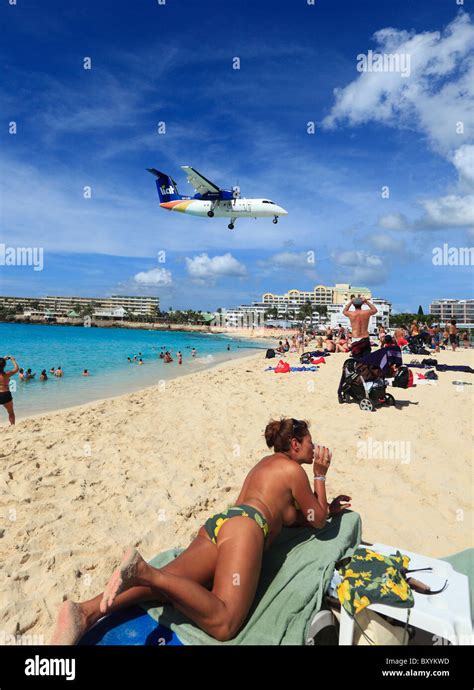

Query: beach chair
<box><xmin>308</xmin><ymin>541</ymin><xmax>472</xmax><ymax>646</ymax></box>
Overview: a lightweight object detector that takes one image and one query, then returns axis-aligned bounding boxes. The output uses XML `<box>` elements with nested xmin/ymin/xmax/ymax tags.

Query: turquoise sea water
<box><xmin>0</xmin><ymin>323</ymin><xmax>269</xmax><ymax>419</ymax></box>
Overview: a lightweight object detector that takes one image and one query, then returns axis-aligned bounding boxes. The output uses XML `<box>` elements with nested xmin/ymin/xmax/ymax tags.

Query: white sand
<box><xmin>0</xmin><ymin>346</ymin><xmax>472</xmax><ymax>642</ymax></box>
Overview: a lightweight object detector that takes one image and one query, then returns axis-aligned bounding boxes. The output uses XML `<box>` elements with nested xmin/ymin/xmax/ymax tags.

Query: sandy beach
<box><xmin>0</xmin><ymin>346</ymin><xmax>472</xmax><ymax>643</ymax></box>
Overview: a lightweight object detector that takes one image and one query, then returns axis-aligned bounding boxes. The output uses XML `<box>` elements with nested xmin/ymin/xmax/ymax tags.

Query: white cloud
<box><xmin>133</xmin><ymin>267</ymin><xmax>173</xmax><ymax>286</ymax></box>
<box><xmin>379</xmin><ymin>213</ymin><xmax>409</xmax><ymax>230</ymax></box>
<box><xmin>368</xmin><ymin>234</ymin><xmax>406</xmax><ymax>253</ymax></box>
<box><xmin>185</xmin><ymin>253</ymin><xmax>247</xmax><ymax>284</ymax></box>
<box><xmin>324</xmin><ymin>13</ymin><xmax>474</xmax><ymax>234</ymax></box>
<box><xmin>418</xmin><ymin>194</ymin><xmax>474</xmax><ymax>227</ymax></box>
<box><xmin>334</xmin><ymin>250</ymin><xmax>386</xmax><ymax>285</ymax></box>
<box><xmin>322</xmin><ymin>13</ymin><xmax>474</xmax><ymax>157</ymax></box>
<box><xmin>336</xmin><ymin>250</ymin><xmax>383</xmax><ymax>267</ymax></box>
<box><xmin>257</xmin><ymin>251</ymin><xmax>315</xmax><ymax>269</ymax></box>
<box><xmin>379</xmin><ymin>194</ymin><xmax>474</xmax><ymax>231</ymax></box>
<box><xmin>452</xmin><ymin>144</ymin><xmax>474</xmax><ymax>187</ymax></box>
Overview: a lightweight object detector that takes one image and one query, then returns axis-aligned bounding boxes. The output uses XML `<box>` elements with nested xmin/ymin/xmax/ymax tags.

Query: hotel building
<box><xmin>0</xmin><ymin>295</ymin><xmax>160</xmax><ymax>317</ymax></box>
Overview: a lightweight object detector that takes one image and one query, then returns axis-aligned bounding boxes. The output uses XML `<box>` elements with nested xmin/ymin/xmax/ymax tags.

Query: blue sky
<box><xmin>1</xmin><ymin>0</ymin><xmax>473</xmax><ymax>312</ymax></box>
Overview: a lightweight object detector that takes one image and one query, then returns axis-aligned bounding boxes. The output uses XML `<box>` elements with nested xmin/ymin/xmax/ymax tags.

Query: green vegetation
<box><xmin>390</xmin><ymin>312</ymin><xmax>438</xmax><ymax>327</ymax></box>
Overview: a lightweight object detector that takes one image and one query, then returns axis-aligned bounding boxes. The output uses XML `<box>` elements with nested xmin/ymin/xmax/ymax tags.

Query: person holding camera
<box><xmin>0</xmin><ymin>355</ymin><xmax>19</xmax><ymax>425</ymax></box>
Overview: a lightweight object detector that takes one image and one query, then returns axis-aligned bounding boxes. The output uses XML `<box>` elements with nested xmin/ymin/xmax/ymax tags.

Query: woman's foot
<box><xmin>100</xmin><ymin>547</ymin><xmax>148</xmax><ymax>614</ymax></box>
<box><xmin>50</xmin><ymin>600</ymin><xmax>87</xmax><ymax>645</ymax></box>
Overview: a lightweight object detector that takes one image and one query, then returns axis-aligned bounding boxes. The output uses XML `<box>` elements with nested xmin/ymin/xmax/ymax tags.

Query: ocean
<box><xmin>0</xmin><ymin>323</ymin><xmax>270</xmax><ymax>419</ymax></box>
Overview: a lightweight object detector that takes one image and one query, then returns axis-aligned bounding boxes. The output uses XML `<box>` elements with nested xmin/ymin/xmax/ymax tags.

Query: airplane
<box><xmin>147</xmin><ymin>165</ymin><xmax>288</xmax><ymax>229</ymax></box>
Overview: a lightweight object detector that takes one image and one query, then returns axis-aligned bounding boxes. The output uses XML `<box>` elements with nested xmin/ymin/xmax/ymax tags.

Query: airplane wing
<box><xmin>181</xmin><ymin>166</ymin><xmax>221</xmax><ymax>195</ymax></box>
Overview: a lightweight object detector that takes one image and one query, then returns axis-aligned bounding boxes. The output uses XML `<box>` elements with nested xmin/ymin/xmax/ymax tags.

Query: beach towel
<box><xmin>141</xmin><ymin>510</ymin><xmax>362</xmax><ymax>645</ymax></box>
<box><xmin>407</xmin><ymin>363</ymin><xmax>474</xmax><ymax>374</ymax></box>
<box><xmin>350</xmin><ymin>337</ymin><xmax>371</xmax><ymax>359</ymax></box>
<box><xmin>264</xmin><ymin>366</ymin><xmax>318</xmax><ymax>373</ymax></box>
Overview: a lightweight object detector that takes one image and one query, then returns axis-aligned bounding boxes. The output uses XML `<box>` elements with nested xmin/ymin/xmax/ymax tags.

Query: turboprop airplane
<box><xmin>147</xmin><ymin>165</ymin><xmax>288</xmax><ymax>229</ymax></box>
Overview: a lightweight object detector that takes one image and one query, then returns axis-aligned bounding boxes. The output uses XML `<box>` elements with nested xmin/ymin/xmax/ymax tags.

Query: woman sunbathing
<box><xmin>50</xmin><ymin>418</ymin><xmax>351</xmax><ymax>644</ymax></box>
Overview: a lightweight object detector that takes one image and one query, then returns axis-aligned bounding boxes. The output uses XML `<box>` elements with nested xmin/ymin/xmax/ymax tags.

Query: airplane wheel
<box><xmin>228</xmin><ymin>223</ymin><xmax>234</xmax><ymax>230</ymax></box>
<box><xmin>273</xmin><ymin>218</ymin><xmax>278</xmax><ymax>224</ymax></box>
<box><xmin>207</xmin><ymin>211</ymin><xmax>214</xmax><ymax>217</ymax></box>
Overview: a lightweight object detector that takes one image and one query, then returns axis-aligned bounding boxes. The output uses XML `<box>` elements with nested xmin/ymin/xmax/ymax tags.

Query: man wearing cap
<box><xmin>342</xmin><ymin>296</ymin><xmax>378</xmax><ymax>359</ymax></box>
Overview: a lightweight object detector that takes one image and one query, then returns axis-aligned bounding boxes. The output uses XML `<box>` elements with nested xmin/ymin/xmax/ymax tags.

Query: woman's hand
<box><xmin>329</xmin><ymin>495</ymin><xmax>352</xmax><ymax>515</ymax></box>
<box><xmin>313</xmin><ymin>446</ymin><xmax>332</xmax><ymax>477</ymax></box>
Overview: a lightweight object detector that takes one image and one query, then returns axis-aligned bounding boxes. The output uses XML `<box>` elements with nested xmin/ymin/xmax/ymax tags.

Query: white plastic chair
<box><xmin>337</xmin><ymin>542</ymin><xmax>472</xmax><ymax>646</ymax></box>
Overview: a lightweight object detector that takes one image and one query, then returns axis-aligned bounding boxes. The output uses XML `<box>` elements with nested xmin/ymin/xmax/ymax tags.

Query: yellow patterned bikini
<box><xmin>204</xmin><ymin>504</ymin><xmax>270</xmax><ymax>544</ymax></box>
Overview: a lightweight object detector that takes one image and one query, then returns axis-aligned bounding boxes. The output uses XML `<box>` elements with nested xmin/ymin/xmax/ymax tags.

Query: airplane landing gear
<box><xmin>207</xmin><ymin>210</ymin><xmax>214</xmax><ymax>217</ymax></box>
<box><xmin>273</xmin><ymin>216</ymin><xmax>279</xmax><ymax>224</ymax></box>
<box><xmin>228</xmin><ymin>217</ymin><xmax>236</xmax><ymax>230</ymax></box>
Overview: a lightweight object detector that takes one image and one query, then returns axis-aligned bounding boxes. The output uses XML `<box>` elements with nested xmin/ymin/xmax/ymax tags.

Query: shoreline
<box><xmin>10</xmin><ymin>349</ymin><xmax>263</xmax><ymax>424</ymax></box>
<box><xmin>0</xmin><ymin>317</ymin><xmax>298</xmax><ymax>339</ymax></box>
<box><xmin>1</xmin><ymin>321</ymin><xmax>276</xmax><ymax>420</ymax></box>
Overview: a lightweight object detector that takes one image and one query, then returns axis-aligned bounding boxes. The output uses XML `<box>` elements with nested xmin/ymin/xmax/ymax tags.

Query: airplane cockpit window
<box><xmin>262</xmin><ymin>200</ymin><xmax>274</xmax><ymax>204</ymax></box>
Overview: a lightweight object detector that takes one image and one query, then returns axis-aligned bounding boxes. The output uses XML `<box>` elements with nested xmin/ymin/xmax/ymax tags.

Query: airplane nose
<box><xmin>277</xmin><ymin>206</ymin><xmax>288</xmax><ymax>216</ymax></box>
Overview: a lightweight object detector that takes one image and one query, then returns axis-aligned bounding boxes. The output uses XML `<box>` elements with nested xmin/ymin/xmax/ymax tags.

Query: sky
<box><xmin>1</xmin><ymin>0</ymin><xmax>473</xmax><ymax>313</ymax></box>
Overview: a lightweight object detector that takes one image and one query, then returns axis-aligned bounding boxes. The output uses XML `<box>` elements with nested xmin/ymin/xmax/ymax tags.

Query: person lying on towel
<box><xmin>50</xmin><ymin>418</ymin><xmax>351</xmax><ymax>644</ymax></box>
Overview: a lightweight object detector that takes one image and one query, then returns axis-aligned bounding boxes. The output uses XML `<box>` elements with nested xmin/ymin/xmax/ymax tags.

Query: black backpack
<box><xmin>265</xmin><ymin>349</ymin><xmax>276</xmax><ymax>359</ymax></box>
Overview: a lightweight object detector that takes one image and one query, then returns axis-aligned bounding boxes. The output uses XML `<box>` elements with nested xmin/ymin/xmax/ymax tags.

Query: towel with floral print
<box><xmin>337</xmin><ymin>547</ymin><xmax>414</xmax><ymax>616</ymax></box>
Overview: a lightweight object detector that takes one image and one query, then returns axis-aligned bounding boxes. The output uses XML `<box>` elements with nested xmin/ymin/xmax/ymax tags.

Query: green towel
<box><xmin>441</xmin><ymin>548</ymin><xmax>473</xmax><ymax>624</ymax></box>
<box><xmin>140</xmin><ymin>510</ymin><xmax>362</xmax><ymax>645</ymax></box>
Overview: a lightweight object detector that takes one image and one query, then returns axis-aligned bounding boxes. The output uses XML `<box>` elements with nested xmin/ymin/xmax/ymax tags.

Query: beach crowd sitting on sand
<box><xmin>273</xmin><ymin>299</ymin><xmax>468</xmax><ymax>361</ymax></box>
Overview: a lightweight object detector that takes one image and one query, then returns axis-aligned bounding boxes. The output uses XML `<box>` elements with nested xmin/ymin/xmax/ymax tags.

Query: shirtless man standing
<box><xmin>342</xmin><ymin>296</ymin><xmax>378</xmax><ymax>359</ymax></box>
<box><xmin>448</xmin><ymin>320</ymin><xmax>458</xmax><ymax>352</ymax></box>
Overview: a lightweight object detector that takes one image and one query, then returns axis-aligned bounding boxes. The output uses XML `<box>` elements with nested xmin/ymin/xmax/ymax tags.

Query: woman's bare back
<box><xmin>234</xmin><ymin>454</ymin><xmax>300</xmax><ymax>547</ymax></box>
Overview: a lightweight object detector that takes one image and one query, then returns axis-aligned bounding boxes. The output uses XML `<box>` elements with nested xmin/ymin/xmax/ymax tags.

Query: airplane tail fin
<box><xmin>147</xmin><ymin>168</ymin><xmax>182</xmax><ymax>202</ymax></box>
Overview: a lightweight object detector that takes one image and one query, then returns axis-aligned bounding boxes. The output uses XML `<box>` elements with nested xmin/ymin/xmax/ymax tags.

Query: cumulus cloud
<box><xmin>379</xmin><ymin>194</ymin><xmax>474</xmax><ymax>231</ymax></box>
<box><xmin>322</xmin><ymin>13</ymin><xmax>474</xmax><ymax>157</ymax></box>
<box><xmin>257</xmin><ymin>251</ymin><xmax>315</xmax><ymax>269</ymax></box>
<box><xmin>452</xmin><ymin>144</ymin><xmax>474</xmax><ymax>187</ymax></box>
<box><xmin>336</xmin><ymin>250</ymin><xmax>383</xmax><ymax>268</ymax></box>
<box><xmin>133</xmin><ymin>267</ymin><xmax>173</xmax><ymax>286</ymax></box>
<box><xmin>185</xmin><ymin>253</ymin><xmax>247</xmax><ymax>284</ymax></box>
<box><xmin>379</xmin><ymin>213</ymin><xmax>409</xmax><ymax>231</ymax></box>
<box><xmin>333</xmin><ymin>250</ymin><xmax>386</xmax><ymax>285</ymax></box>
<box><xmin>368</xmin><ymin>234</ymin><xmax>406</xmax><ymax>253</ymax></box>
<box><xmin>418</xmin><ymin>194</ymin><xmax>474</xmax><ymax>227</ymax></box>
<box><xmin>324</xmin><ymin>13</ymin><xmax>474</xmax><ymax>233</ymax></box>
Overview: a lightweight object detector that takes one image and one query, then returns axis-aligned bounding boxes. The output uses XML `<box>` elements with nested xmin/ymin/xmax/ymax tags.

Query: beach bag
<box><xmin>274</xmin><ymin>359</ymin><xmax>290</xmax><ymax>374</ymax></box>
<box><xmin>392</xmin><ymin>365</ymin><xmax>414</xmax><ymax>389</ymax></box>
<box><xmin>265</xmin><ymin>348</ymin><xmax>276</xmax><ymax>359</ymax></box>
<box><xmin>337</xmin><ymin>548</ymin><xmax>415</xmax><ymax>617</ymax></box>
